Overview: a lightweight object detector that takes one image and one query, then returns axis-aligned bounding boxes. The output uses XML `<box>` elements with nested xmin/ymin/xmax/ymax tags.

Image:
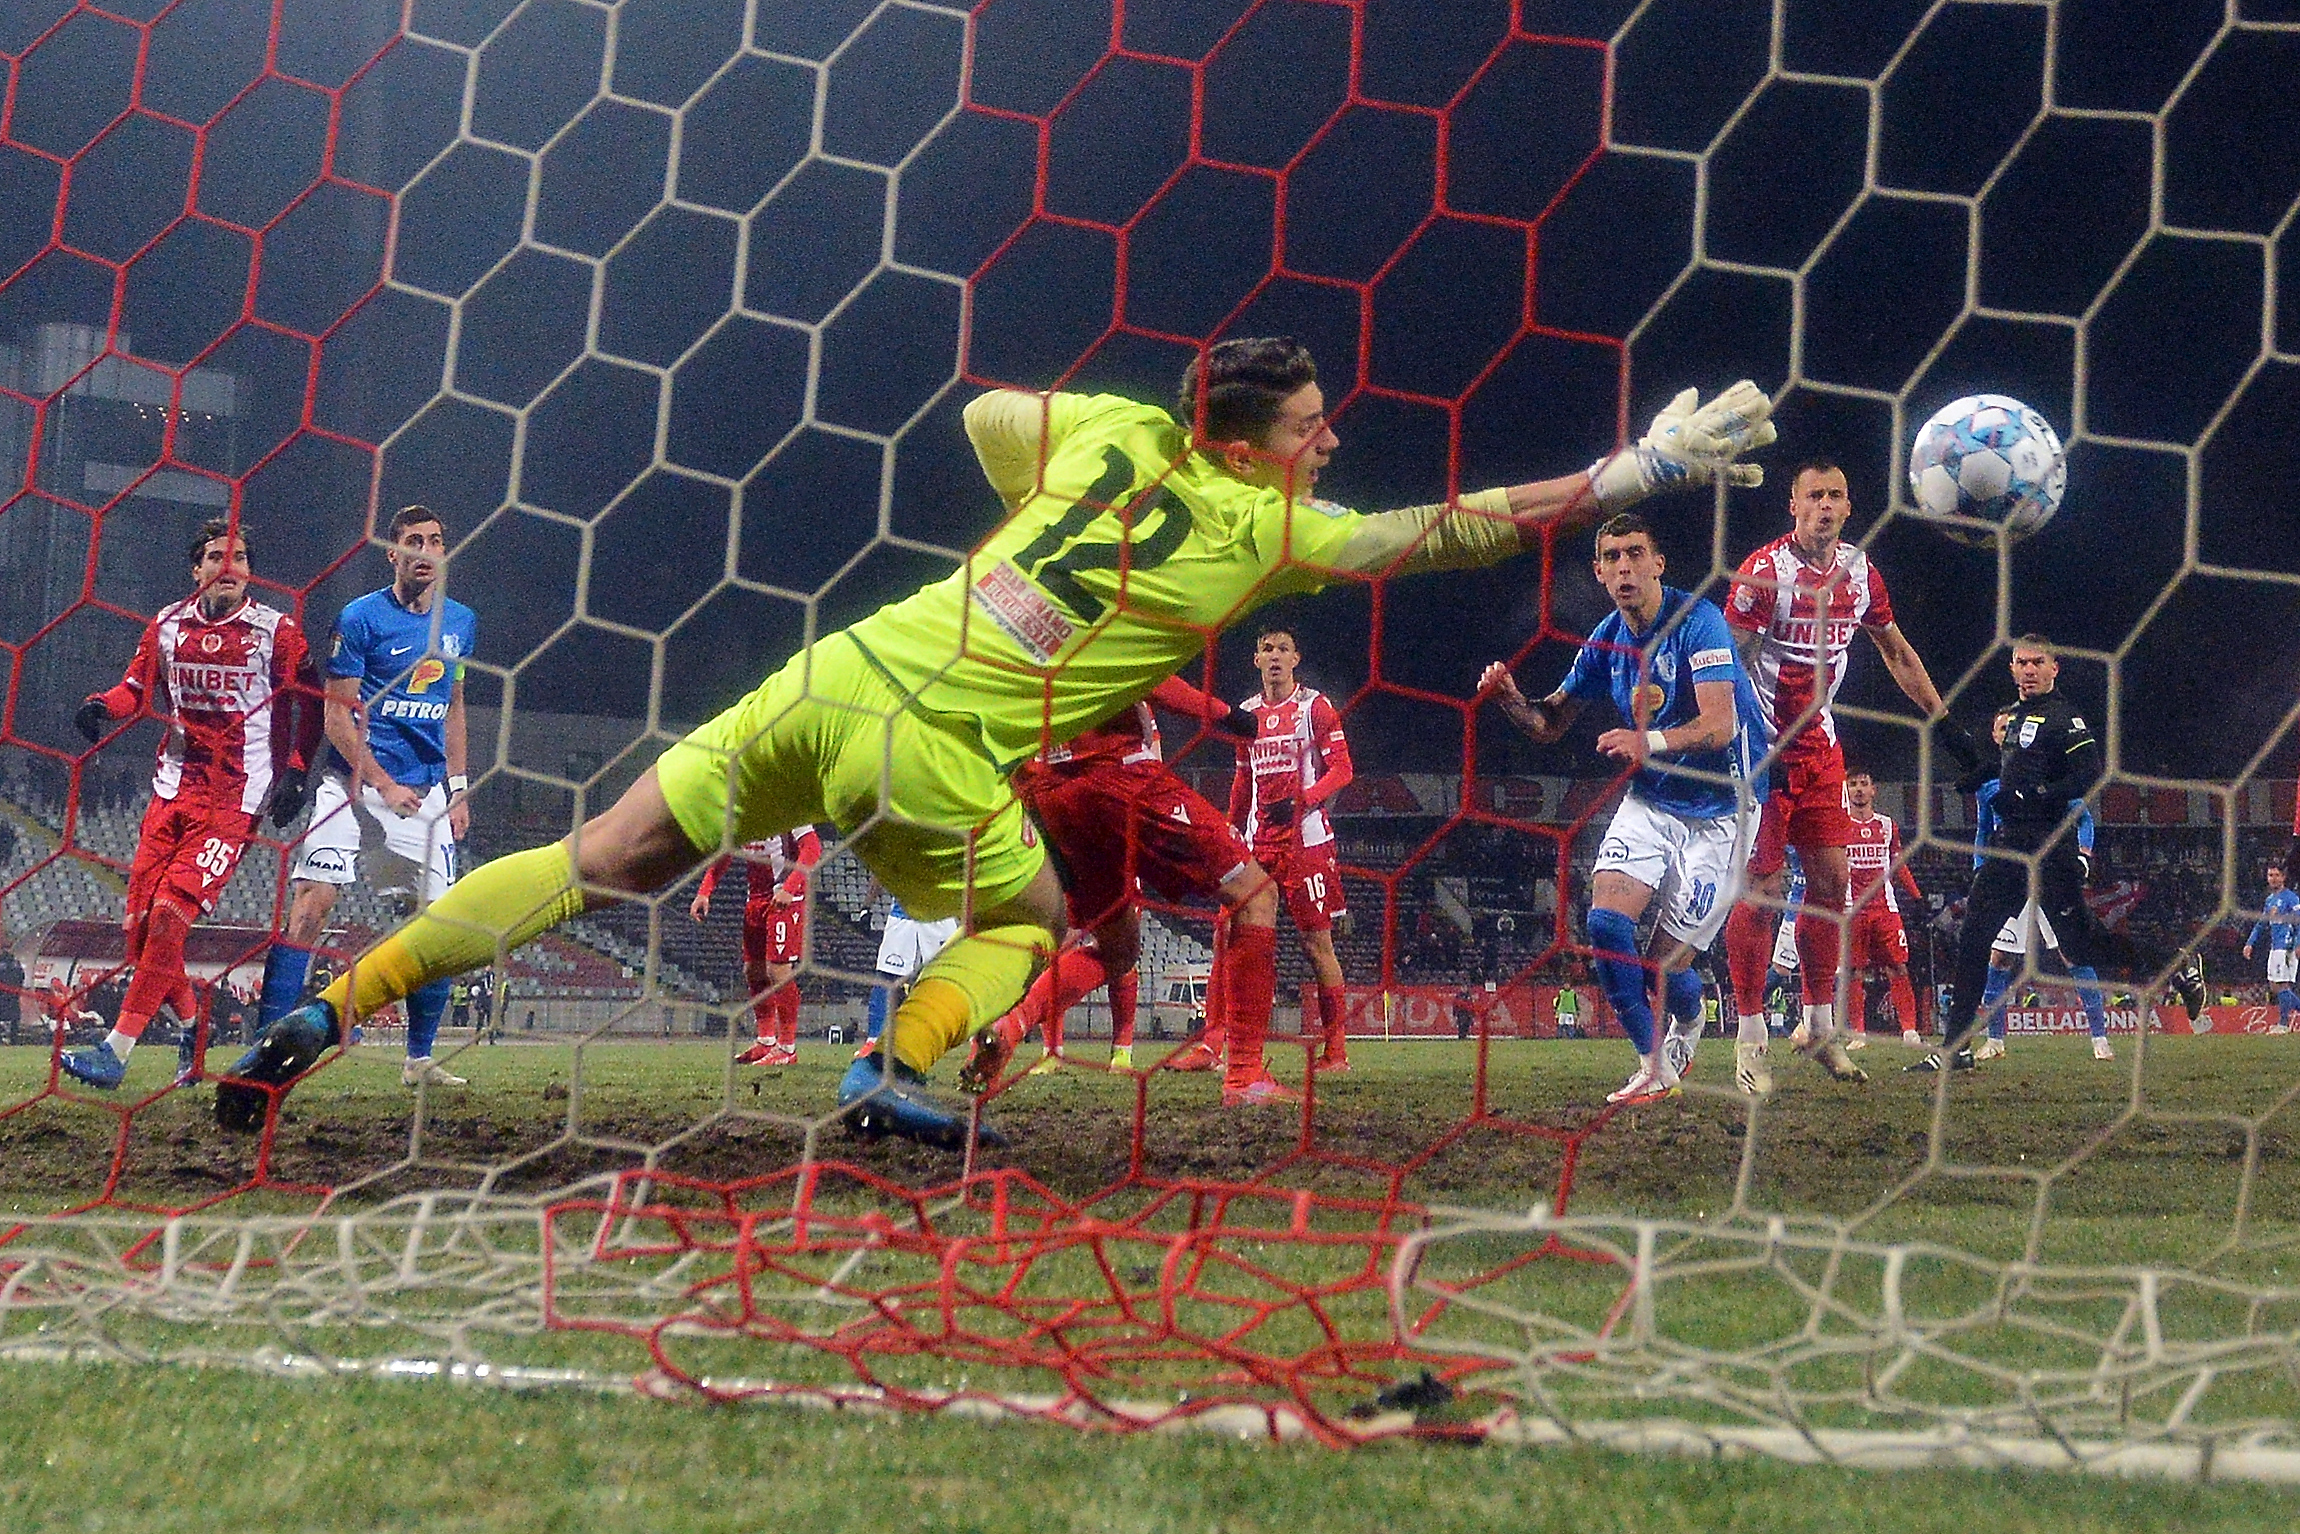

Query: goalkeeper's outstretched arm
<box><xmin>1332</xmin><ymin>381</ymin><xmax>1778</xmax><ymax>578</ymax></box>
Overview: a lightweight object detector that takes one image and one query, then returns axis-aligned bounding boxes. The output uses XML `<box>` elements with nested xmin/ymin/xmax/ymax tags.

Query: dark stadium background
<box><xmin>3</xmin><ymin>0</ymin><xmax>2295</xmax><ymax>794</ymax></box>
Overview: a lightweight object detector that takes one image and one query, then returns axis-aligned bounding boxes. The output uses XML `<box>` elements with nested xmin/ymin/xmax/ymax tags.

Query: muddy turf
<box><xmin>0</xmin><ymin>1034</ymin><xmax>2291</xmax><ymax>1244</ymax></box>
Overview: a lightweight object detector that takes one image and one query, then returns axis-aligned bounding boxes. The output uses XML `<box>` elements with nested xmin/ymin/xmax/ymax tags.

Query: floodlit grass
<box><xmin>3</xmin><ymin>1033</ymin><xmax>2297</xmax><ymax>1518</ymax></box>
<box><xmin>1</xmin><ymin>1361</ymin><xmax>2295</xmax><ymax>1533</ymax></box>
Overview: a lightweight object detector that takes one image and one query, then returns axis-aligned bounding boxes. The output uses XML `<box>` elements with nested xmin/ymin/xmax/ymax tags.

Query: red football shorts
<box><xmin>1256</xmin><ymin>840</ymin><xmax>1346</xmax><ymax>935</ymax></box>
<box><xmin>742</xmin><ymin>898</ymin><xmax>805</xmax><ymax>968</ymax></box>
<box><xmin>125</xmin><ymin>797</ymin><xmax>258</xmax><ymax>920</ymax></box>
<box><xmin>1016</xmin><ymin>758</ymin><xmax>1252</xmax><ymax>929</ymax></box>
<box><xmin>1747</xmin><ymin>752</ymin><xmax>1855</xmax><ymax>878</ymax></box>
<box><xmin>1848</xmin><ymin>904</ymin><xmax>1910</xmax><ymax>968</ymax></box>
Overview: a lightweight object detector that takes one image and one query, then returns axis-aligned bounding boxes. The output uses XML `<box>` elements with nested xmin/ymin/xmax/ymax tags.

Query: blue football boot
<box><xmin>837</xmin><ymin>1051</ymin><xmax>1007</xmax><ymax>1151</ymax></box>
<box><xmin>214</xmin><ymin>1001</ymin><xmax>339</xmax><ymax>1132</ymax></box>
<box><xmin>60</xmin><ymin>1041</ymin><xmax>127</xmax><ymax>1090</ymax></box>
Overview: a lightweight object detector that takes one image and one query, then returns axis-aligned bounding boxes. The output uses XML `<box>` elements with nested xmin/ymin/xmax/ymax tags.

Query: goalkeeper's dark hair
<box><xmin>1178</xmin><ymin>337</ymin><xmax>1318</xmax><ymax>446</ymax></box>
<box><xmin>189</xmin><ymin>516</ymin><xmax>247</xmax><ymax>565</ymax></box>
<box><xmin>1593</xmin><ymin>512</ymin><xmax>1658</xmax><ymax>556</ymax></box>
<box><xmin>1255</xmin><ymin>621</ymin><xmax>1299</xmax><ymax>649</ymax></box>
<box><xmin>388</xmin><ymin>503</ymin><xmax>449</xmax><ymax>540</ymax></box>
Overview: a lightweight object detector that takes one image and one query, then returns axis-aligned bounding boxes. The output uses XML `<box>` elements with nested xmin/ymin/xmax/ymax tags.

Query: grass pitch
<box><xmin>1</xmin><ymin>1032</ymin><xmax>2296</xmax><ymax>1528</ymax></box>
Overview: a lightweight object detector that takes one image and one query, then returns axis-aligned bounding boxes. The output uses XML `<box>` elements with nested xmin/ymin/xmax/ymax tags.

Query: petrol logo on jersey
<box><xmin>1632</xmin><ymin>681</ymin><xmax>1667</xmax><ymax>720</ymax></box>
<box><xmin>406</xmin><ymin>657</ymin><xmax>448</xmax><ymax>694</ymax></box>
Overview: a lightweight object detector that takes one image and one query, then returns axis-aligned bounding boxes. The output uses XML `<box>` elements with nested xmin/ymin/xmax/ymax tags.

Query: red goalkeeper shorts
<box><xmin>1016</xmin><ymin>757</ymin><xmax>1252</xmax><ymax>930</ymax></box>
<box><xmin>742</xmin><ymin>898</ymin><xmax>806</xmax><ymax>968</ymax></box>
<box><xmin>125</xmin><ymin>796</ymin><xmax>258</xmax><ymax>920</ymax></box>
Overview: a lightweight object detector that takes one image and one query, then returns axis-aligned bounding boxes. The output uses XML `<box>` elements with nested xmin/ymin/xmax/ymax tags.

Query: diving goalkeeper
<box><xmin>223</xmin><ymin>339</ymin><xmax>1776</xmax><ymax>1145</ymax></box>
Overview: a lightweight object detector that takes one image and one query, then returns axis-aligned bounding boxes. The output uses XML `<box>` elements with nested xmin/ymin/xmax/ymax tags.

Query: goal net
<box><xmin>1</xmin><ymin>0</ymin><xmax>2296</xmax><ymax>1478</ymax></box>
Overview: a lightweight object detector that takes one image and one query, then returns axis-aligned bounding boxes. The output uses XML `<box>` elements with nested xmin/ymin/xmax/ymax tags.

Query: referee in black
<box><xmin>1915</xmin><ymin>635</ymin><xmax>2207</xmax><ymax>1071</ymax></box>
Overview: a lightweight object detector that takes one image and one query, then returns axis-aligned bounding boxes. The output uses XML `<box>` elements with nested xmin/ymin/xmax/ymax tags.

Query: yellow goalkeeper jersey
<box><xmin>844</xmin><ymin>390</ymin><xmax>1521</xmax><ymax>770</ymax></box>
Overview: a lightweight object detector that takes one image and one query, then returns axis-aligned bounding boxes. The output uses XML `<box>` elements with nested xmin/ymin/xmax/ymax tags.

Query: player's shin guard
<box><xmin>775</xmin><ymin>985</ymin><xmax>800</xmax><ymax>1048</ymax></box>
<box><xmin>2071</xmin><ymin>964</ymin><xmax>2108</xmax><ymax>1039</ymax></box>
<box><xmin>865</xmin><ymin>982</ymin><xmax>891</xmax><ymax>1042</ymax></box>
<box><xmin>1665</xmin><ymin>968</ymin><xmax>1703</xmax><ymax>1030</ymax></box>
<box><xmin>886</xmin><ymin>923</ymin><xmax>1054</xmax><ymax>1077</ymax></box>
<box><xmin>1889</xmin><ymin>970</ymin><xmax>1921</xmax><ymax>1039</ymax></box>
<box><xmin>1110</xmin><ymin>966</ymin><xmax>1138</xmax><ymax>1048</ymax></box>
<box><xmin>1587</xmin><ymin>908</ymin><xmax>1655</xmax><ymax>1058</ymax></box>
<box><xmin>1219</xmin><ymin>921</ymin><xmax>1278</xmax><ymax>1092</ymax></box>
<box><xmin>258</xmin><ymin>943</ymin><xmax>313</xmax><ymax>1028</ymax></box>
<box><xmin>1723</xmin><ymin>903</ymin><xmax>1772</xmax><ymax>1019</ymax></box>
<box><xmin>1795</xmin><ymin>912</ymin><xmax>1843</xmax><ymax>1011</ymax></box>
<box><xmin>1317</xmin><ymin>982</ymin><xmax>1348</xmax><ymax>1062</ymax></box>
<box><xmin>1980</xmin><ymin>966</ymin><xmax>2013</xmax><ymax>1041</ymax></box>
<box><xmin>115</xmin><ymin>902</ymin><xmax>194</xmax><ymax>1050</ymax></box>
<box><xmin>320</xmin><ymin>842</ymin><xmax>584</xmax><ymax>1025</ymax></box>
<box><xmin>1201</xmin><ymin>918</ymin><xmax>1231</xmax><ymax>1058</ymax></box>
<box><xmin>404</xmin><ymin>977</ymin><xmax>452</xmax><ymax>1060</ymax></box>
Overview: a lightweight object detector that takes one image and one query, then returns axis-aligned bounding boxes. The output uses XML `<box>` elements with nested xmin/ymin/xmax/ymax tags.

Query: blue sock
<box><xmin>1587</xmin><ymin>909</ymin><xmax>1655</xmax><ymax>1057</ymax></box>
<box><xmin>866</xmin><ymin>982</ymin><xmax>892</xmax><ymax>1042</ymax></box>
<box><xmin>1981</xmin><ymin>966</ymin><xmax>2013</xmax><ymax>1041</ymax></box>
<box><xmin>406</xmin><ymin>977</ymin><xmax>452</xmax><ymax>1060</ymax></box>
<box><xmin>258</xmin><ymin>944</ymin><xmax>312</xmax><ymax>1028</ymax></box>
<box><xmin>2071</xmin><ymin>965</ymin><xmax>2108</xmax><ymax>1039</ymax></box>
<box><xmin>1665</xmin><ymin>968</ymin><xmax>1704</xmax><ymax>1028</ymax></box>
<box><xmin>2278</xmin><ymin>988</ymin><xmax>2300</xmax><ymax>1026</ymax></box>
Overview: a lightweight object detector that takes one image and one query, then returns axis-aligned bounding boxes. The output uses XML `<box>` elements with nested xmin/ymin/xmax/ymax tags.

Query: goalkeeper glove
<box><xmin>1589</xmin><ymin>381</ymin><xmax>1778</xmax><ymax>513</ymax></box>
<box><xmin>74</xmin><ymin>698</ymin><xmax>112</xmax><ymax>745</ymax></box>
<box><xmin>2076</xmin><ymin>848</ymin><xmax>2093</xmax><ymax>883</ymax></box>
<box><xmin>267</xmin><ymin>765</ymin><xmax>308</xmax><ymax>828</ymax></box>
<box><xmin>1220</xmin><ymin>703</ymin><xmax>1258</xmax><ymax>742</ymax></box>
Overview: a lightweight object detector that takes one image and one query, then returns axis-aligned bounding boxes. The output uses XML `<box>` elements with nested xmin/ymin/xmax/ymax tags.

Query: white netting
<box><xmin>1</xmin><ymin>0</ymin><xmax>2297</xmax><ymax>1479</ymax></box>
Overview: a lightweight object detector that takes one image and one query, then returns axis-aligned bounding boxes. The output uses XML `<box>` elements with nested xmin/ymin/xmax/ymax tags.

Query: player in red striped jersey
<box><xmin>62</xmin><ymin>520</ymin><xmax>319</xmax><ymax>1090</ymax></box>
<box><xmin>964</xmin><ymin>673</ymin><xmax>1288</xmax><ymax>1102</ymax></box>
<box><xmin>690</xmin><ymin>827</ymin><xmax>823</xmax><ymax>1067</ymax></box>
<box><xmin>1219</xmin><ymin>625</ymin><xmax>1356</xmax><ymax>1076</ymax></box>
<box><xmin>1719</xmin><ymin>460</ymin><xmax>1980</xmax><ymax>1093</ymax></box>
<box><xmin>1841</xmin><ymin>768</ymin><xmax>1926</xmax><ymax>1048</ymax></box>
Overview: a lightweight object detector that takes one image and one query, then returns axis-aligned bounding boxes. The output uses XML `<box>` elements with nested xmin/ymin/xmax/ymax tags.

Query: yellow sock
<box><xmin>321</xmin><ymin>842</ymin><xmax>585</xmax><ymax>1022</ymax></box>
<box><xmin>886</xmin><ymin>922</ymin><xmax>1053</xmax><ymax>1075</ymax></box>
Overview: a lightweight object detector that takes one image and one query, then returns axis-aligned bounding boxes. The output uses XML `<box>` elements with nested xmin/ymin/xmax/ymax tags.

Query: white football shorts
<box><xmin>1592</xmin><ymin>792</ymin><xmax>1749</xmax><ymax>951</ymax></box>
<box><xmin>876</xmin><ymin>911</ymin><xmax>958</xmax><ymax>980</ymax></box>
<box><xmin>1991</xmin><ymin>900</ymin><xmax>2058</xmax><ymax>957</ymax></box>
<box><xmin>2270</xmin><ymin>948</ymin><xmax>2297</xmax><ymax>987</ymax></box>
<box><xmin>291</xmin><ymin>773</ymin><xmax>456</xmax><ymax>906</ymax></box>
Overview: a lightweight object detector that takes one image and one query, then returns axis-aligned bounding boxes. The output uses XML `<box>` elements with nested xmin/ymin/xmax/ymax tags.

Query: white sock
<box><xmin>1802</xmin><ymin>1003</ymin><xmax>1836</xmax><ymax>1045</ymax></box>
<box><xmin>104</xmin><ymin>1029</ymin><xmax>136</xmax><ymax>1062</ymax></box>
<box><xmin>1736</xmin><ymin>1013</ymin><xmax>1767</xmax><ymax>1046</ymax></box>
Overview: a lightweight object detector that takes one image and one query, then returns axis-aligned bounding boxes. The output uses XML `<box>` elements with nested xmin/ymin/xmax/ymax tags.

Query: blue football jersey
<box><xmin>2249</xmin><ymin>888</ymin><xmax>2300</xmax><ymax>952</ymax></box>
<box><xmin>325</xmin><ymin>587</ymin><xmax>478</xmax><ymax>790</ymax></box>
<box><xmin>1558</xmin><ymin>586</ymin><xmax>1771</xmax><ymax>821</ymax></box>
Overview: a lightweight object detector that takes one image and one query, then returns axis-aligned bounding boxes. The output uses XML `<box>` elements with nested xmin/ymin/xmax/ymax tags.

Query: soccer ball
<box><xmin>1906</xmin><ymin>394</ymin><xmax>2066</xmax><ymax>545</ymax></box>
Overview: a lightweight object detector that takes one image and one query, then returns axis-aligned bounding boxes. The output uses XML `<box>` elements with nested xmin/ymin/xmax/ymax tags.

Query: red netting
<box><xmin>22</xmin><ymin>0</ymin><xmax>2288</xmax><ymax>1461</ymax></box>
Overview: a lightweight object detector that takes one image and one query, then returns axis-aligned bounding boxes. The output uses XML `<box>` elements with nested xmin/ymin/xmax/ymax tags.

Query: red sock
<box><xmin>1795</xmin><ymin>912</ymin><xmax>1843</xmax><ymax>1008</ymax></box>
<box><xmin>1221</xmin><ymin>922</ymin><xmax>1277</xmax><ymax>1090</ymax></box>
<box><xmin>1723</xmin><ymin>902</ymin><xmax>1772</xmax><ymax>1016</ymax></box>
<box><xmin>1889</xmin><ymin>970</ymin><xmax>1920</xmax><ymax>1035</ymax></box>
<box><xmin>775</xmin><ymin>985</ymin><xmax>800</xmax><ymax>1047</ymax></box>
<box><xmin>117</xmin><ymin>903</ymin><xmax>192</xmax><ymax>1041</ymax></box>
<box><xmin>1110</xmin><ymin>967</ymin><xmax>1138</xmax><ymax>1047</ymax></box>
<box><xmin>1318</xmin><ymin>983</ymin><xmax>1347</xmax><ymax>1060</ymax></box>
<box><xmin>748</xmin><ymin>965</ymin><xmax>775</xmax><ymax>1041</ymax></box>
<box><xmin>1202</xmin><ymin>920</ymin><xmax>1231</xmax><ymax>1056</ymax></box>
